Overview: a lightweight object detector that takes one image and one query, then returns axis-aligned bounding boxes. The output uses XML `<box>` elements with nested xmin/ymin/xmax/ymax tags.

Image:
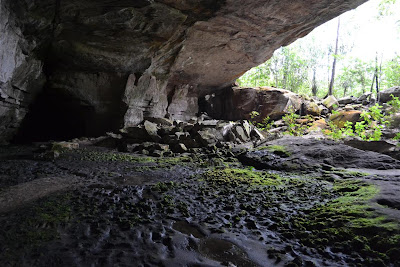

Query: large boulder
<box><xmin>202</xmin><ymin>86</ymin><xmax>302</xmax><ymax>121</ymax></box>
<box><xmin>379</xmin><ymin>86</ymin><xmax>400</xmax><ymax>103</ymax></box>
<box><xmin>329</xmin><ymin>110</ymin><xmax>363</xmax><ymax>128</ymax></box>
<box><xmin>322</xmin><ymin>95</ymin><xmax>339</xmax><ymax>110</ymax></box>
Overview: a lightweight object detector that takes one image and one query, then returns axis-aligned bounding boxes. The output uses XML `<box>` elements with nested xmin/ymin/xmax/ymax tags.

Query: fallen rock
<box><xmin>322</xmin><ymin>95</ymin><xmax>339</xmax><ymax>110</ymax></box>
<box><xmin>329</xmin><ymin>110</ymin><xmax>363</xmax><ymax>128</ymax></box>
<box><xmin>338</xmin><ymin>96</ymin><xmax>356</xmax><ymax>105</ymax></box>
<box><xmin>379</xmin><ymin>86</ymin><xmax>400</xmax><ymax>103</ymax></box>
<box><xmin>303</xmin><ymin>100</ymin><xmax>321</xmax><ymax>116</ymax></box>
<box><xmin>196</xmin><ymin>128</ymin><xmax>224</xmax><ymax>146</ymax></box>
<box><xmin>388</xmin><ymin>113</ymin><xmax>400</xmax><ymax>128</ymax></box>
<box><xmin>52</xmin><ymin>141</ymin><xmax>79</xmax><ymax>151</ymax></box>
<box><xmin>144</xmin><ymin>117</ymin><xmax>174</xmax><ymax>126</ymax></box>
<box><xmin>144</xmin><ymin>120</ymin><xmax>161</xmax><ymax>142</ymax></box>
<box><xmin>357</xmin><ymin>92</ymin><xmax>372</xmax><ymax>103</ymax></box>
<box><xmin>202</xmin><ymin>86</ymin><xmax>302</xmax><ymax>121</ymax></box>
<box><xmin>308</xmin><ymin>118</ymin><xmax>328</xmax><ymax>132</ymax></box>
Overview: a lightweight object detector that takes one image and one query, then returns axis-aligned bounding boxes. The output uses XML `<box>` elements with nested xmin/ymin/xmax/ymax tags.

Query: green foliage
<box><xmin>237</xmin><ymin>46</ymin><xmax>311</xmax><ymax>94</ymax></box>
<box><xmin>249</xmin><ymin>111</ymin><xmax>273</xmax><ymax>131</ymax></box>
<box><xmin>282</xmin><ymin>110</ymin><xmax>309</xmax><ymax>136</ymax></box>
<box><xmin>326</xmin><ymin>104</ymin><xmax>389</xmax><ymax>141</ymax></box>
<box><xmin>387</xmin><ymin>94</ymin><xmax>400</xmax><ymax>114</ymax></box>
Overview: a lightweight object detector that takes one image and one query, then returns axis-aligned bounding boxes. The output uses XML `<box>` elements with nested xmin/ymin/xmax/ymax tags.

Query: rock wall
<box><xmin>0</xmin><ymin>0</ymin><xmax>367</xmax><ymax>143</ymax></box>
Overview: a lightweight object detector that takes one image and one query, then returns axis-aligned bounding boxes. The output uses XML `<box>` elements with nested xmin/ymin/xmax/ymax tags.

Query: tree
<box><xmin>328</xmin><ymin>18</ymin><xmax>341</xmax><ymax>96</ymax></box>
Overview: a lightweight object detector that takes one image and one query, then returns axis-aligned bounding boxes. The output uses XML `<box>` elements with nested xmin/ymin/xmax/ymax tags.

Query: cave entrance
<box><xmin>14</xmin><ymin>88</ymin><xmax>98</xmax><ymax>143</ymax></box>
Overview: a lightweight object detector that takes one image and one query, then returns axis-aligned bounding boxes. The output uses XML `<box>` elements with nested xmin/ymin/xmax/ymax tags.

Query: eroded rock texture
<box><xmin>0</xmin><ymin>0</ymin><xmax>367</xmax><ymax>142</ymax></box>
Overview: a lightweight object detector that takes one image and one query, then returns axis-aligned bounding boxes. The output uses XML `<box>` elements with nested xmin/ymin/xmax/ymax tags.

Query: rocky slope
<box><xmin>1</xmin><ymin>0</ymin><xmax>367</xmax><ymax>143</ymax></box>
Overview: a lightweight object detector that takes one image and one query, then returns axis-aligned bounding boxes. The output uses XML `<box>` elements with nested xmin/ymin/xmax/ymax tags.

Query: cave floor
<box><xmin>0</xmin><ymin>141</ymin><xmax>400</xmax><ymax>267</ymax></box>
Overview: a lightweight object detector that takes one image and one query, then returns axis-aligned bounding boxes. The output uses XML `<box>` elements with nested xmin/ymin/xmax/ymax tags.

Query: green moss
<box><xmin>266</xmin><ymin>145</ymin><xmax>292</xmax><ymax>157</ymax></box>
<box><xmin>333</xmin><ymin>169</ymin><xmax>371</xmax><ymax>177</ymax></box>
<box><xmin>255</xmin><ymin>145</ymin><xmax>292</xmax><ymax>157</ymax></box>
<box><xmin>200</xmin><ymin>168</ymin><xmax>282</xmax><ymax>187</ymax></box>
<box><xmin>0</xmin><ymin>194</ymin><xmax>72</xmax><ymax>262</ymax></box>
<box><xmin>289</xmin><ymin>179</ymin><xmax>400</xmax><ymax>265</ymax></box>
<box><xmin>76</xmin><ymin>150</ymin><xmax>193</xmax><ymax>168</ymax></box>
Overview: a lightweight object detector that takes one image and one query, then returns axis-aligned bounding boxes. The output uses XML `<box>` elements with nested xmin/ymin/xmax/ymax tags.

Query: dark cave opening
<box><xmin>13</xmin><ymin>88</ymin><xmax>95</xmax><ymax>143</ymax></box>
<box><xmin>13</xmin><ymin>85</ymin><xmax>126</xmax><ymax>143</ymax></box>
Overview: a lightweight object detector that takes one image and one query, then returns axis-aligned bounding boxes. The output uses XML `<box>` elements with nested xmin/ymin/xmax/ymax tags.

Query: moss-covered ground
<box><xmin>0</xmin><ymin>147</ymin><xmax>399</xmax><ymax>266</ymax></box>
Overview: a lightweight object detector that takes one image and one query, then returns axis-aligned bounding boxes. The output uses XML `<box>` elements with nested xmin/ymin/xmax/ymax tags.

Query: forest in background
<box><xmin>237</xmin><ymin>0</ymin><xmax>400</xmax><ymax>99</ymax></box>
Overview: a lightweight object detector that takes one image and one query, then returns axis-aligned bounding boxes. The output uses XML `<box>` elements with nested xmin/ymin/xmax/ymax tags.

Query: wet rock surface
<box><xmin>1</xmin><ymin>135</ymin><xmax>400</xmax><ymax>266</ymax></box>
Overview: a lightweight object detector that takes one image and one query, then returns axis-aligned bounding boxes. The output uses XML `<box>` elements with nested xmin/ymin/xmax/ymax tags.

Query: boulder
<box><xmin>379</xmin><ymin>86</ymin><xmax>400</xmax><ymax>103</ymax></box>
<box><xmin>144</xmin><ymin>117</ymin><xmax>174</xmax><ymax>127</ymax></box>
<box><xmin>388</xmin><ymin>113</ymin><xmax>400</xmax><ymax>128</ymax></box>
<box><xmin>322</xmin><ymin>95</ymin><xmax>339</xmax><ymax>110</ymax></box>
<box><xmin>250</xmin><ymin>128</ymin><xmax>265</xmax><ymax>141</ymax></box>
<box><xmin>357</xmin><ymin>92</ymin><xmax>372</xmax><ymax>103</ymax></box>
<box><xmin>308</xmin><ymin>119</ymin><xmax>328</xmax><ymax>132</ymax></box>
<box><xmin>202</xmin><ymin>86</ymin><xmax>302</xmax><ymax>121</ymax></box>
<box><xmin>144</xmin><ymin>121</ymin><xmax>161</xmax><ymax>142</ymax></box>
<box><xmin>196</xmin><ymin>128</ymin><xmax>223</xmax><ymax>146</ymax></box>
<box><xmin>231</xmin><ymin>125</ymin><xmax>249</xmax><ymax>143</ymax></box>
<box><xmin>329</xmin><ymin>110</ymin><xmax>363</xmax><ymax>128</ymax></box>
<box><xmin>303</xmin><ymin>100</ymin><xmax>321</xmax><ymax>116</ymax></box>
<box><xmin>52</xmin><ymin>142</ymin><xmax>79</xmax><ymax>151</ymax></box>
<box><xmin>338</xmin><ymin>96</ymin><xmax>356</xmax><ymax>105</ymax></box>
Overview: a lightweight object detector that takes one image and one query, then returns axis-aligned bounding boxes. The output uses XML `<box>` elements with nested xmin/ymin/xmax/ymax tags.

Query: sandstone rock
<box><xmin>144</xmin><ymin>117</ymin><xmax>174</xmax><ymax>126</ymax></box>
<box><xmin>308</xmin><ymin>119</ymin><xmax>328</xmax><ymax>132</ymax></box>
<box><xmin>379</xmin><ymin>86</ymin><xmax>400</xmax><ymax>103</ymax></box>
<box><xmin>303</xmin><ymin>101</ymin><xmax>321</xmax><ymax>116</ymax></box>
<box><xmin>52</xmin><ymin>142</ymin><xmax>79</xmax><ymax>151</ymax></box>
<box><xmin>318</xmin><ymin>105</ymin><xmax>330</xmax><ymax>116</ymax></box>
<box><xmin>357</xmin><ymin>92</ymin><xmax>372</xmax><ymax>102</ymax></box>
<box><xmin>338</xmin><ymin>96</ymin><xmax>356</xmax><ymax>105</ymax></box>
<box><xmin>173</xmin><ymin>143</ymin><xmax>188</xmax><ymax>153</ymax></box>
<box><xmin>251</xmin><ymin>128</ymin><xmax>265</xmax><ymax>141</ymax></box>
<box><xmin>216</xmin><ymin>121</ymin><xmax>235</xmax><ymax>138</ymax></box>
<box><xmin>203</xmin><ymin>86</ymin><xmax>302</xmax><ymax>121</ymax></box>
<box><xmin>239</xmin><ymin>136</ymin><xmax>400</xmax><ymax>171</ymax></box>
<box><xmin>198</xmin><ymin>120</ymin><xmax>220</xmax><ymax>127</ymax></box>
<box><xmin>322</xmin><ymin>95</ymin><xmax>339</xmax><ymax>110</ymax></box>
<box><xmin>231</xmin><ymin>126</ymin><xmax>249</xmax><ymax>143</ymax></box>
<box><xmin>196</xmin><ymin>128</ymin><xmax>223</xmax><ymax>146</ymax></box>
<box><xmin>242</xmin><ymin>121</ymin><xmax>252</xmax><ymax>137</ymax></box>
<box><xmin>329</xmin><ymin>110</ymin><xmax>363</xmax><ymax>128</ymax></box>
<box><xmin>387</xmin><ymin>113</ymin><xmax>400</xmax><ymax>129</ymax></box>
<box><xmin>121</xmin><ymin>126</ymin><xmax>150</xmax><ymax>142</ymax></box>
<box><xmin>144</xmin><ymin>120</ymin><xmax>161</xmax><ymax>142</ymax></box>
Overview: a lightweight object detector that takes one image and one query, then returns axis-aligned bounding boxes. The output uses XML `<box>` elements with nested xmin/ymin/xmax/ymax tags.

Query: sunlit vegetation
<box><xmin>237</xmin><ymin>0</ymin><xmax>400</xmax><ymax>98</ymax></box>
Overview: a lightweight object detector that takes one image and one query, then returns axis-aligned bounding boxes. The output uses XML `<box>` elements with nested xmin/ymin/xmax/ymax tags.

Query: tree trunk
<box><xmin>371</xmin><ymin>73</ymin><xmax>376</xmax><ymax>93</ymax></box>
<box><xmin>311</xmin><ymin>69</ymin><xmax>318</xmax><ymax>96</ymax></box>
<box><xmin>328</xmin><ymin>18</ymin><xmax>340</xmax><ymax>96</ymax></box>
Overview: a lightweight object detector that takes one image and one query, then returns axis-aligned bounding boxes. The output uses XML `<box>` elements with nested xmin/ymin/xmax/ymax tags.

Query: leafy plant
<box><xmin>326</xmin><ymin>104</ymin><xmax>387</xmax><ymax>141</ymax></box>
<box><xmin>387</xmin><ymin>94</ymin><xmax>400</xmax><ymax>114</ymax></box>
<box><xmin>282</xmin><ymin>109</ymin><xmax>309</xmax><ymax>136</ymax></box>
<box><xmin>249</xmin><ymin>111</ymin><xmax>273</xmax><ymax>131</ymax></box>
